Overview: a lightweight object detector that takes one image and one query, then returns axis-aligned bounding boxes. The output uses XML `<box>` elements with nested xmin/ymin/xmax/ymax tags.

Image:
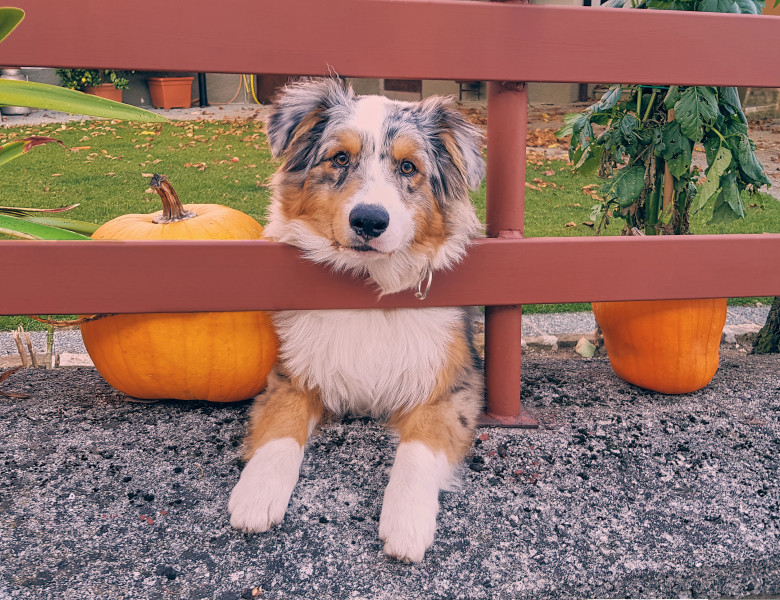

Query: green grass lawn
<box><xmin>1</xmin><ymin>119</ymin><xmax>777</xmax><ymax>330</ymax></box>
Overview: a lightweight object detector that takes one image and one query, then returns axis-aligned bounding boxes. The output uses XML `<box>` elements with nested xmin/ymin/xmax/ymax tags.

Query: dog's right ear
<box><xmin>267</xmin><ymin>78</ymin><xmax>353</xmax><ymax>162</ymax></box>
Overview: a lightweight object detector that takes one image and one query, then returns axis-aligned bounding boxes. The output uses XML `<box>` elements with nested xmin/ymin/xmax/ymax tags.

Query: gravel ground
<box><xmin>1</xmin><ymin>352</ymin><xmax>778</xmax><ymax>600</ymax></box>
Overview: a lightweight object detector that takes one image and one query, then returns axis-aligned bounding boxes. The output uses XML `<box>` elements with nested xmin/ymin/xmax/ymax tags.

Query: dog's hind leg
<box><xmin>228</xmin><ymin>370</ymin><xmax>323</xmax><ymax>533</ymax></box>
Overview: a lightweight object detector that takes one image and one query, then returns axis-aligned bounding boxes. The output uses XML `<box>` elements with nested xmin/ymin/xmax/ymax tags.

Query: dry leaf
<box><xmin>575</xmin><ymin>337</ymin><xmax>597</xmax><ymax>358</ymax></box>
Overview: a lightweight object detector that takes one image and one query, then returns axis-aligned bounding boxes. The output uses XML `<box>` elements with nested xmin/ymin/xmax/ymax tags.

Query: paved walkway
<box><xmin>0</xmin><ymin>306</ymin><xmax>771</xmax><ymax>368</ymax></box>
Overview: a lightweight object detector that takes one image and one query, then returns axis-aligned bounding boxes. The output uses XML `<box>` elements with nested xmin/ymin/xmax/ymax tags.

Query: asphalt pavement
<box><xmin>1</xmin><ymin>350</ymin><xmax>778</xmax><ymax>600</ymax></box>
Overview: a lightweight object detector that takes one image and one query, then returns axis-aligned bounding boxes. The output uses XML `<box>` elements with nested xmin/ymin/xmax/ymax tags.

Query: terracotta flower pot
<box><xmin>147</xmin><ymin>76</ymin><xmax>194</xmax><ymax>110</ymax></box>
<box><xmin>592</xmin><ymin>298</ymin><xmax>727</xmax><ymax>394</ymax></box>
<box><xmin>84</xmin><ymin>83</ymin><xmax>123</xmax><ymax>102</ymax></box>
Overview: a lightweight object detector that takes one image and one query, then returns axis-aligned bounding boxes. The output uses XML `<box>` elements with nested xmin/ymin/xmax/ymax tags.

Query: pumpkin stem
<box><xmin>150</xmin><ymin>174</ymin><xmax>196</xmax><ymax>224</ymax></box>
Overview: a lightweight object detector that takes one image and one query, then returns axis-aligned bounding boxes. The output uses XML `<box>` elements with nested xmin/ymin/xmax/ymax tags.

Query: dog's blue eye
<box><xmin>332</xmin><ymin>152</ymin><xmax>350</xmax><ymax>167</ymax></box>
<box><xmin>399</xmin><ymin>160</ymin><xmax>416</xmax><ymax>176</ymax></box>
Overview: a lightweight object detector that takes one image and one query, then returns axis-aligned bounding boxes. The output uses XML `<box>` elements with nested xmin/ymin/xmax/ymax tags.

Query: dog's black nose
<box><xmin>349</xmin><ymin>204</ymin><xmax>389</xmax><ymax>239</ymax></box>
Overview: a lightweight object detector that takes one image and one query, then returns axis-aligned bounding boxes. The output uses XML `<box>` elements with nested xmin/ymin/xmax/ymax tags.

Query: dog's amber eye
<box><xmin>332</xmin><ymin>151</ymin><xmax>350</xmax><ymax>167</ymax></box>
<box><xmin>399</xmin><ymin>160</ymin><xmax>416</xmax><ymax>176</ymax></box>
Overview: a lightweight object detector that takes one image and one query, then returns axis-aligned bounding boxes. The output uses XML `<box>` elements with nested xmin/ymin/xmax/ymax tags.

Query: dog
<box><xmin>228</xmin><ymin>78</ymin><xmax>485</xmax><ymax>562</ymax></box>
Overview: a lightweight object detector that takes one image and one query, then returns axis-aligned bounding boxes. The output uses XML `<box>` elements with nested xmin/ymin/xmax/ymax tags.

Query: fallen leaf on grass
<box><xmin>527</xmin><ymin>128</ymin><xmax>565</xmax><ymax>148</ymax></box>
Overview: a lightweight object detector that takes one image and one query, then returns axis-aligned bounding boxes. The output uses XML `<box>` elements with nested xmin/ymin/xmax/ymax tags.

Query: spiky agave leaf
<box><xmin>0</xmin><ymin>7</ymin><xmax>24</xmax><ymax>44</ymax></box>
<box><xmin>0</xmin><ymin>79</ymin><xmax>167</xmax><ymax>123</ymax></box>
<box><xmin>0</xmin><ymin>136</ymin><xmax>65</xmax><ymax>167</ymax></box>
<box><xmin>0</xmin><ymin>214</ymin><xmax>92</xmax><ymax>240</ymax></box>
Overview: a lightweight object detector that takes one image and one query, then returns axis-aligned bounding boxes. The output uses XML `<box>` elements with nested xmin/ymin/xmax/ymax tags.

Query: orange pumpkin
<box><xmin>80</xmin><ymin>174</ymin><xmax>277</xmax><ymax>402</ymax></box>
<box><xmin>592</xmin><ymin>298</ymin><xmax>727</xmax><ymax>394</ymax></box>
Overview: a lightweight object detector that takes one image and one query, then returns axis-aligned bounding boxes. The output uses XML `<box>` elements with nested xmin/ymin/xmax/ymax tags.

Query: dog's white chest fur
<box><xmin>273</xmin><ymin>308</ymin><xmax>460</xmax><ymax>416</ymax></box>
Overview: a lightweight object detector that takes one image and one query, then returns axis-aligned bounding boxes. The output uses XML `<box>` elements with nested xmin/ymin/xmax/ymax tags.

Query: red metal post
<box><xmin>482</xmin><ymin>81</ymin><xmax>537</xmax><ymax>428</ymax></box>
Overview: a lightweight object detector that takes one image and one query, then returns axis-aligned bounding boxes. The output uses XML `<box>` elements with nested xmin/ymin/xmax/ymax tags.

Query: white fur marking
<box><xmin>379</xmin><ymin>441</ymin><xmax>451</xmax><ymax>562</ymax></box>
<box><xmin>228</xmin><ymin>438</ymin><xmax>303</xmax><ymax>532</ymax></box>
<box><xmin>273</xmin><ymin>308</ymin><xmax>459</xmax><ymax>417</ymax></box>
<box><xmin>353</xmin><ymin>95</ymin><xmax>389</xmax><ymax>144</ymax></box>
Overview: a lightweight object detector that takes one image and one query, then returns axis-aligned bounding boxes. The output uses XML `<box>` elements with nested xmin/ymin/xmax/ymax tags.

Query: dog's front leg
<box><xmin>229</xmin><ymin>371</ymin><xmax>323</xmax><ymax>533</ymax></box>
<box><xmin>380</xmin><ymin>397</ymin><xmax>478</xmax><ymax>562</ymax></box>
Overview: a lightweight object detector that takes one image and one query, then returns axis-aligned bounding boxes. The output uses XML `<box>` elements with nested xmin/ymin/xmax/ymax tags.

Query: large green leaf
<box><xmin>600</xmin><ymin>166</ymin><xmax>646</xmax><ymax>206</ymax></box>
<box><xmin>694</xmin><ymin>144</ymin><xmax>732</xmax><ymax>213</ymax></box>
<box><xmin>674</xmin><ymin>86</ymin><xmax>718</xmax><ymax>143</ymax></box>
<box><xmin>659</xmin><ymin>121</ymin><xmax>693</xmax><ymax>178</ymax></box>
<box><xmin>0</xmin><ymin>203</ymin><xmax>97</xmax><ymax>233</ymax></box>
<box><xmin>556</xmin><ymin>111</ymin><xmax>586</xmax><ymax>140</ymax></box>
<box><xmin>0</xmin><ymin>79</ymin><xmax>166</xmax><ymax>122</ymax></box>
<box><xmin>593</xmin><ymin>86</ymin><xmax>623</xmax><ymax>113</ymax></box>
<box><xmin>663</xmin><ymin>86</ymin><xmax>680</xmax><ymax>110</ymax></box>
<box><xmin>21</xmin><ymin>216</ymin><xmax>99</xmax><ymax>235</ymax></box>
<box><xmin>0</xmin><ymin>7</ymin><xmax>23</xmax><ymax>44</ymax></box>
<box><xmin>709</xmin><ymin>172</ymin><xmax>744</xmax><ymax>224</ymax></box>
<box><xmin>697</xmin><ymin>0</ymin><xmax>763</xmax><ymax>11</ymax></box>
<box><xmin>735</xmin><ymin>134</ymin><xmax>771</xmax><ymax>187</ymax></box>
<box><xmin>0</xmin><ymin>214</ymin><xmax>91</xmax><ymax>240</ymax></box>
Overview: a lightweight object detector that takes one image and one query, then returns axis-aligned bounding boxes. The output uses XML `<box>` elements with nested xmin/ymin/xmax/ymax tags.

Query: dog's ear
<box><xmin>419</xmin><ymin>96</ymin><xmax>485</xmax><ymax>193</ymax></box>
<box><xmin>267</xmin><ymin>78</ymin><xmax>353</xmax><ymax>162</ymax></box>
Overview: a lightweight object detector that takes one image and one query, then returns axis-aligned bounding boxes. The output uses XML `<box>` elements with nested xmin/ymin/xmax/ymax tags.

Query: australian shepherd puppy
<box><xmin>228</xmin><ymin>78</ymin><xmax>485</xmax><ymax>562</ymax></box>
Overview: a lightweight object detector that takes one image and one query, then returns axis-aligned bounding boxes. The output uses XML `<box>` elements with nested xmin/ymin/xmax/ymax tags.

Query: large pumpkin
<box><xmin>592</xmin><ymin>298</ymin><xmax>727</xmax><ymax>394</ymax></box>
<box><xmin>80</xmin><ymin>174</ymin><xmax>277</xmax><ymax>402</ymax></box>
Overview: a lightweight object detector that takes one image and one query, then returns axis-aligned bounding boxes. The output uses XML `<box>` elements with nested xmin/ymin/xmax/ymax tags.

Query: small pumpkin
<box><xmin>80</xmin><ymin>174</ymin><xmax>277</xmax><ymax>402</ymax></box>
<box><xmin>592</xmin><ymin>298</ymin><xmax>727</xmax><ymax>394</ymax></box>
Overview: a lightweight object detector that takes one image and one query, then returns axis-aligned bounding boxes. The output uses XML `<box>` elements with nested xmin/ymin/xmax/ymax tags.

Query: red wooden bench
<box><xmin>2</xmin><ymin>0</ymin><xmax>779</xmax><ymax>425</ymax></box>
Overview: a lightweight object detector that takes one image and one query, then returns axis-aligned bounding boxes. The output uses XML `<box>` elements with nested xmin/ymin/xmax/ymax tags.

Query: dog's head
<box><xmin>264</xmin><ymin>78</ymin><xmax>484</xmax><ymax>294</ymax></box>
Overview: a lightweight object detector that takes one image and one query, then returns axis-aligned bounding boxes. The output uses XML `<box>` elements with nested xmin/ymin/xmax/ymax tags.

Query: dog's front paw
<box><xmin>228</xmin><ymin>438</ymin><xmax>304</xmax><ymax>533</ymax></box>
<box><xmin>379</xmin><ymin>498</ymin><xmax>437</xmax><ymax>563</ymax></box>
<box><xmin>378</xmin><ymin>441</ymin><xmax>449</xmax><ymax>562</ymax></box>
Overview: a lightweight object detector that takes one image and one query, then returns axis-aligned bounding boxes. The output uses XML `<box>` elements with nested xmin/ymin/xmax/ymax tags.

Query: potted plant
<box><xmin>558</xmin><ymin>0</ymin><xmax>774</xmax><ymax>393</ymax></box>
<box><xmin>56</xmin><ymin>68</ymin><xmax>129</xmax><ymax>102</ymax></box>
<box><xmin>146</xmin><ymin>73</ymin><xmax>194</xmax><ymax>110</ymax></box>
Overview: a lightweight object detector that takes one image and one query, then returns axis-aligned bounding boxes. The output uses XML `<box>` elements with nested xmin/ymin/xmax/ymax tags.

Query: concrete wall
<box><xmin>16</xmin><ymin>69</ymin><xmax>591</xmax><ymax>108</ymax></box>
<box><xmin>17</xmin><ymin>69</ymin><xmax>253</xmax><ymax>108</ymax></box>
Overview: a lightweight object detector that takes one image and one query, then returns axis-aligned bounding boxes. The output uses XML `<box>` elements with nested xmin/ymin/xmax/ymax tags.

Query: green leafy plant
<box><xmin>0</xmin><ymin>7</ymin><xmax>165</xmax><ymax>239</ymax></box>
<box><xmin>55</xmin><ymin>68</ymin><xmax>130</xmax><ymax>91</ymax></box>
<box><xmin>558</xmin><ymin>0</ymin><xmax>777</xmax><ymax>235</ymax></box>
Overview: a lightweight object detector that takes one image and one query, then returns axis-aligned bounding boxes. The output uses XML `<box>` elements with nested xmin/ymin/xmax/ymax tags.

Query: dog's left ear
<box><xmin>420</xmin><ymin>97</ymin><xmax>485</xmax><ymax>193</ymax></box>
